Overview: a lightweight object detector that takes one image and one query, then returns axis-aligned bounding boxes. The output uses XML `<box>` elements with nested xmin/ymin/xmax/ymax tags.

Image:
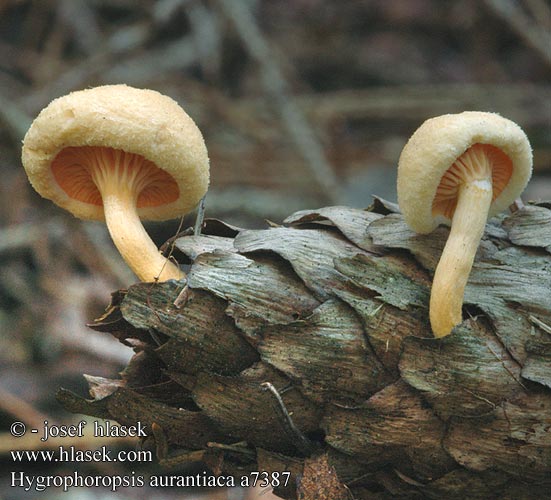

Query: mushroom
<box><xmin>22</xmin><ymin>84</ymin><xmax>209</xmax><ymax>282</ymax></box>
<box><xmin>397</xmin><ymin>111</ymin><xmax>532</xmax><ymax>337</ymax></box>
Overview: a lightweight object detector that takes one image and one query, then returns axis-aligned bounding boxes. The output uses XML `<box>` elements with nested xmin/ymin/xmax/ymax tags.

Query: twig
<box><xmin>0</xmin><ymin>222</ymin><xmax>43</xmax><ymax>253</ymax></box>
<box><xmin>205</xmin><ymin>187</ymin><xmax>319</xmax><ymax>220</ymax></box>
<box><xmin>215</xmin><ymin>0</ymin><xmax>340</xmax><ymax>204</ymax></box>
<box><xmin>0</xmin><ymin>387</ymin><xmax>51</xmax><ymax>430</ymax></box>
<box><xmin>529</xmin><ymin>315</ymin><xmax>551</xmax><ymax>335</ymax></box>
<box><xmin>104</xmin><ymin>36</ymin><xmax>198</xmax><ymax>84</ymax></box>
<box><xmin>20</xmin><ymin>22</ymin><xmax>148</xmax><ymax>111</ymax></box>
<box><xmin>185</xmin><ymin>0</ymin><xmax>222</xmax><ymax>79</ymax></box>
<box><xmin>279</xmin><ymin>84</ymin><xmax>551</xmax><ymax>128</ymax></box>
<box><xmin>173</xmin><ymin>285</ymin><xmax>191</xmax><ymax>308</ymax></box>
<box><xmin>460</xmin><ymin>387</ymin><xmax>497</xmax><ymax>411</ymax></box>
<box><xmin>0</xmin><ymin>93</ymin><xmax>32</xmax><ymax>143</ymax></box>
<box><xmin>194</xmin><ymin>193</ymin><xmax>207</xmax><ymax>236</ymax></box>
<box><xmin>523</xmin><ymin>0</ymin><xmax>551</xmax><ymax>31</ymax></box>
<box><xmin>58</xmin><ymin>0</ymin><xmax>101</xmax><ymax>55</ymax></box>
<box><xmin>207</xmin><ymin>441</ymin><xmax>256</xmax><ymax>458</ymax></box>
<box><xmin>487</xmin><ymin>344</ymin><xmax>527</xmax><ymax>391</ymax></box>
<box><xmin>57</xmin><ymin>313</ymin><xmax>134</xmax><ymax>365</ymax></box>
<box><xmin>483</xmin><ymin>0</ymin><xmax>551</xmax><ymax>66</ymax></box>
<box><xmin>260</xmin><ymin>382</ymin><xmax>318</xmax><ymax>456</ymax></box>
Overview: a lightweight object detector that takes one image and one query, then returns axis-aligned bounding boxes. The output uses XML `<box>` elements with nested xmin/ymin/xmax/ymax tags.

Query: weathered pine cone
<box><xmin>59</xmin><ymin>199</ymin><xmax>551</xmax><ymax>499</ymax></box>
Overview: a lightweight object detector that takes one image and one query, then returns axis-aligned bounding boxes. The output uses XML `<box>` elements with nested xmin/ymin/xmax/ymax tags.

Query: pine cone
<box><xmin>58</xmin><ymin>200</ymin><xmax>551</xmax><ymax>499</ymax></box>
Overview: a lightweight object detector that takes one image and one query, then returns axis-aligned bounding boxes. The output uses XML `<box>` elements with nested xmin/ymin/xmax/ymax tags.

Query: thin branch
<box><xmin>260</xmin><ymin>382</ymin><xmax>318</xmax><ymax>456</ymax></box>
<box><xmin>529</xmin><ymin>314</ymin><xmax>551</xmax><ymax>335</ymax></box>
<box><xmin>215</xmin><ymin>0</ymin><xmax>341</xmax><ymax>204</ymax></box>
<box><xmin>58</xmin><ymin>0</ymin><xmax>101</xmax><ymax>55</ymax></box>
<box><xmin>0</xmin><ymin>387</ymin><xmax>51</xmax><ymax>429</ymax></box>
<box><xmin>194</xmin><ymin>193</ymin><xmax>208</xmax><ymax>236</ymax></box>
<box><xmin>483</xmin><ymin>0</ymin><xmax>551</xmax><ymax>66</ymax></box>
<box><xmin>0</xmin><ymin>93</ymin><xmax>32</xmax><ymax>143</ymax></box>
<box><xmin>523</xmin><ymin>0</ymin><xmax>551</xmax><ymax>31</ymax></box>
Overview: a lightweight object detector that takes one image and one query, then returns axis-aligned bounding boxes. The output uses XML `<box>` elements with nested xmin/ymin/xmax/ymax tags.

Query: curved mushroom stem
<box><xmin>83</xmin><ymin>147</ymin><xmax>185</xmax><ymax>283</ymax></box>
<box><xmin>102</xmin><ymin>191</ymin><xmax>184</xmax><ymax>282</ymax></box>
<box><xmin>430</xmin><ymin>179</ymin><xmax>493</xmax><ymax>337</ymax></box>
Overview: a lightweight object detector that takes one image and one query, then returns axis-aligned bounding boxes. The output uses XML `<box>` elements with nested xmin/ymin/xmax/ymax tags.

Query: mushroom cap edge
<box><xmin>397</xmin><ymin>111</ymin><xmax>532</xmax><ymax>234</ymax></box>
<box><xmin>21</xmin><ymin>84</ymin><xmax>210</xmax><ymax>221</ymax></box>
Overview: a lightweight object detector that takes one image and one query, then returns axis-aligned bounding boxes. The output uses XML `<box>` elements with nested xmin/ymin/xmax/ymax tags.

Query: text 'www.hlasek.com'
<box><xmin>9</xmin><ymin>419</ymin><xmax>291</xmax><ymax>493</ymax></box>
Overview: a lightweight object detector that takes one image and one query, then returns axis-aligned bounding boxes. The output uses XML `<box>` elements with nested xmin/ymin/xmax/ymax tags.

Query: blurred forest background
<box><xmin>0</xmin><ymin>0</ymin><xmax>549</xmax><ymax>499</ymax></box>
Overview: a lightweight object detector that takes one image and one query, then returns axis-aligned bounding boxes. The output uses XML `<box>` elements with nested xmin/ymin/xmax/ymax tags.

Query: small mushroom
<box><xmin>397</xmin><ymin>111</ymin><xmax>532</xmax><ymax>337</ymax></box>
<box><xmin>22</xmin><ymin>84</ymin><xmax>209</xmax><ymax>282</ymax></box>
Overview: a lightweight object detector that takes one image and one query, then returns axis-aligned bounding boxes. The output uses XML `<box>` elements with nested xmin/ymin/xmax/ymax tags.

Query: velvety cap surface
<box><xmin>22</xmin><ymin>84</ymin><xmax>209</xmax><ymax>221</ymax></box>
<box><xmin>397</xmin><ymin>111</ymin><xmax>532</xmax><ymax>233</ymax></box>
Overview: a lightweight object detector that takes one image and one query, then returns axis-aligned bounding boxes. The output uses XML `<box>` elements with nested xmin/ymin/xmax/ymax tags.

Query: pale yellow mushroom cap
<box><xmin>397</xmin><ymin>111</ymin><xmax>532</xmax><ymax>234</ymax></box>
<box><xmin>22</xmin><ymin>84</ymin><xmax>209</xmax><ymax>221</ymax></box>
